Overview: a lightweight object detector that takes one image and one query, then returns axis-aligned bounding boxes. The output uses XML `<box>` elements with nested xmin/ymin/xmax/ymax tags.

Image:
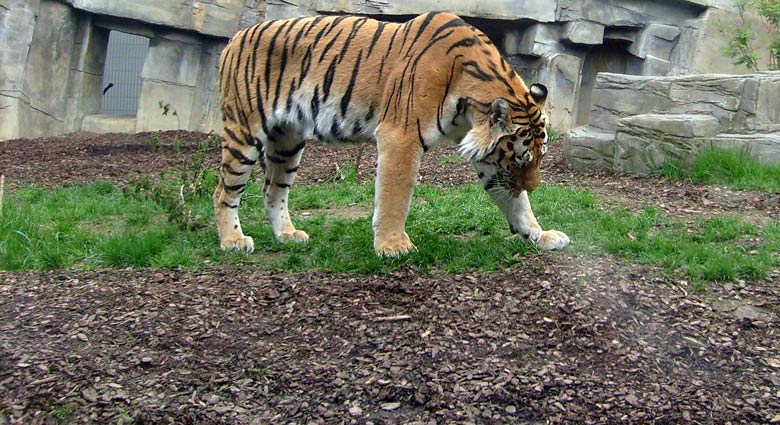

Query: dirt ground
<box><xmin>1</xmin><ymin>131</ymin><xmax>779</xmax><ymax>424</ymax></box>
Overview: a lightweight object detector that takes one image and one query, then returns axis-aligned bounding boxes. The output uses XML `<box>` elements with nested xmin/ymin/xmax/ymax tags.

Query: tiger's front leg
<box><xmin>372</xmin><ymin>130</ymin><xmax>424</xmax><ymax>257</ymax></box>
<box><xmin>477</xmin><ymin>167</ymin><xmax>570</xmax><ymax>250</ymax></box>
<box><xmin>509</xmin><ymin>191</ymin><xmax>569</xmax><ymax>250</ymax></box>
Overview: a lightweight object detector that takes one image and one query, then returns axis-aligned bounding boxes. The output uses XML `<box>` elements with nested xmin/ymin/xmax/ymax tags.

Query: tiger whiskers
<box><xmin>497</xmin><ymin>169</ymin><xmax>525</xmax><ymax>198</ymax></box>
<box><xmin>487</xmin><ymin>184</ymin><xmax>513</xmax><ymax>204</ymax></box>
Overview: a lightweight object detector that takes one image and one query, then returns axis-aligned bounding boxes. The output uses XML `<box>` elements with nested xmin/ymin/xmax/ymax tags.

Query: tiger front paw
<box><xmin>375</xmin><ymin>232</ymin><xmax>416</xmax><ymax>257</ymax></box>
<box><xmin>221</xmin><ymin>235</ymin><xmax>255</xmax><ymax>253</ymax></box>
<box><xmin>536</xmin><ymin>230</ymin><xmax>570</xmax><ymax>251</ymax></box>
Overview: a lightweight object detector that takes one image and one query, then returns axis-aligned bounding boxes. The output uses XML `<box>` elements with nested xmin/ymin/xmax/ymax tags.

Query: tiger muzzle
<box><xmin>508</xmin><ymin>161</ymin><xmax>541</xmax><ymax>195</ymax></box>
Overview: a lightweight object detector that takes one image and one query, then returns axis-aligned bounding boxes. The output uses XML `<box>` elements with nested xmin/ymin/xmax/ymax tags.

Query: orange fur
<box><xmin>213</xmin><ymin>12</ymin><xmax>567</xmax><ymax>256</ymax></box>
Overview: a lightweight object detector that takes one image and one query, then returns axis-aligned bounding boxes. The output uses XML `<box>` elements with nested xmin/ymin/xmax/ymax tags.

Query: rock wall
<box><xmin>267</xmin><ymin>0</ymin><xmax>557</xmax><ymax>21</ymax></box>
<box><xmin>563</xmin><ymin>72</ymin><xmax>780</xmax><ymax>175</ymax></box>
<box><xmin>0</xmin><ymin>0</ymin><xmax>775</xmax><ymax>141</ymax></box>
<box><xmin>0</xmin><ymin>0</ymin><xmax>107</xmax><ymax>140</ymax></box>
<box><xmin>59</xmin><ymin>0</ymin><xmax>253</xmax><ymax>39</ymax></box>
<box><xmin>264</xmin><ymin>0</ymin><xmax>774</xmax><ymax>131</ymax></box>
<box><xmin>0</xmin><ymin>0</ymin><xmax>38</xmax><ymax>140</ymax></box>
<box><xmin>0</xmin><ymin>0</ymin><xmax>239</xmax><ymax>140</ymax></box>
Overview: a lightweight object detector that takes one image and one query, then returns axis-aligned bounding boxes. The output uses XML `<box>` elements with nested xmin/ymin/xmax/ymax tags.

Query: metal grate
<box><xmin>101</xmin><ymin>31</ymin><xmax>150</xmax><ymax>116</ymax></box>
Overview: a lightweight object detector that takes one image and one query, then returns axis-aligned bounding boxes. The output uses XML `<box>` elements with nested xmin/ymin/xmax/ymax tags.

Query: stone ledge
<box><xmin>306</xmin><ymin>0</ymin><xmax>557</xmax><ymax>22</ymax></box>
<box><xmin>562</xmin><ymin>21</ymin><xmax>604</xmax><ymax>45</ymax></box>
<box><xmin>62</xmin><ymin>0</ymin><xmax>246</xmax><ymax>38</ymax></box>
<box><xmin>562</xmin><ymin>126</ymin><xmax>615</xmax><ymax>172</ymax></box>
<box><xmin>708</xmin><ymin>133</ymin><xmax>780</xmax><ymax>164</ymax></box>
<box><xmin>611</xmin><ymin>113</ymin><xmax>723</xmax><ymax>175</ymax></box>
<box><xmin>618</xmin><ymin>114</ymin><xmax>720</xmax><ymax>138</ymax></box>
<box><xmin>82</xmin><ymin>115</ymin><xmax>138</xmax><ymax>134</ymax></box>
<box><xmin>614</xmin><ymin>131</ymin><xmax>780</xmax><ymax>175</ymax></box>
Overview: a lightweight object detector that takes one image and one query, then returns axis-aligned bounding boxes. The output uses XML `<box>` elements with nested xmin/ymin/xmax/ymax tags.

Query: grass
<box><xmin>0</xmin><ymin>174</ymin><xmax>529</xmax><ymax>273</ymax></box>
<box><xmin>529</xmin><ymin>185</ymin><xmax>780</xmax><ymax>289</ymax></box>
<box><xmin>663</xmin><ymin>146</ymin><xmax>780</xmax><ymax>192</ymax></box>
<box><xmin>436</xmin><ymin>154</ymin><xmax>465</xmax><ymax>165</ymax></box>
<box><xmin>1</xmin><ymin>171</ymin><xmax>778</xmax><ymax>287</ymax></box>
<box><xmin>52</xmin><ymin>403</ymin><xmax>75</xmax><ymax>423</ymax></box>
<box><xmin>547</xmin><ymin>127</ymin><xmax>562</xmax><ymax>142</ymax></box>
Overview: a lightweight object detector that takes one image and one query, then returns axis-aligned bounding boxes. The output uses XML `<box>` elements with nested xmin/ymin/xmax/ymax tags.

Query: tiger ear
<box><xmin>489</xmin><ymin>98</ymin><xmax>510</xmax><ymax>129</ymax></box>
<box><xmin>529</xmin><ymin>83</ymin><xmax>548</xmax><ymax>108</ymax></box>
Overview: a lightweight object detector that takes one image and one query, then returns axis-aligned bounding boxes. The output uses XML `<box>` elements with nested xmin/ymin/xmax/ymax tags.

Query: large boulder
<box><xmin>562</xmin><ymin>126</ymin><xmax>616</xmax><ymax>171</ymax></box>
<box><xmin>563</xmin><ymin>72</ymin><xmax>780</xmax><ymax>175</ymax></box>
<box><xmin>613</xmin><ymin>114</ymin><xmax>719</xmax><ymax>174</ymax></box>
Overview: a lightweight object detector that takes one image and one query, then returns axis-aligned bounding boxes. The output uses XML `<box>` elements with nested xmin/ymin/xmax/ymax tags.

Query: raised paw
<box><xmin>536</xmin><ymin>230</ymin><xmax>570</xmax><ymax>251</ymax></box>
<box><xmin>277</xmin><ymin>230</ymin><xmax>310</xmax><ymax>244</ymax></box>
<box><xmin>375</xmin><ymin>233</ymin><xmax>416</xmax><ymax>258</ymax></box>
<box><xmin>221</xmin><ymin>235</ymin><xmax>255</xmax><ymax>253</ymax></box>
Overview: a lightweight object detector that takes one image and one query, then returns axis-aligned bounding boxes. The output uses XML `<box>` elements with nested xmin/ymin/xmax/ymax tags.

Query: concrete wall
<box><xmin>0</xmin><ymin>0</ymin><xmax>233</xmax><ymax>140</ymax></box>
<box><xmin>0</xmin><ymin>0</ymin><xmax>111</xmax><ymax>140</ymax></box>
<box><xmin>59</xmin><ymin>0</ymin><xmax>250</xmax><ymax>38</ymax></box>
<box><xmin>265</xmin><ymin>0</ymin><xmax>776</xmax><ymax>130</ymax></box>
<box><xmin>0</xmin><ymin>0</ymin><xmax>775</xmax><ymax>140</ymax></box>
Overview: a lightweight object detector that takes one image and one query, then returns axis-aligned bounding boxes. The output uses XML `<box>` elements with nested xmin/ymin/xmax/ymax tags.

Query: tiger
<box><xmin>214</xmin><ymin>11</ymin><xmax>570</xmax><ymax>257</ymax></box>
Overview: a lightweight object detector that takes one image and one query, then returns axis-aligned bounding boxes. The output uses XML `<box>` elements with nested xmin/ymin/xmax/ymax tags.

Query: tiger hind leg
<box><xmin>214</xmin><ymin>122</ymin><xmax>261</xmax><ymax>253</ymax></box>
<box><xmin>263</xmin><ymin>129</ymin><xmax>309</xmax><ymax>244</ymax></box>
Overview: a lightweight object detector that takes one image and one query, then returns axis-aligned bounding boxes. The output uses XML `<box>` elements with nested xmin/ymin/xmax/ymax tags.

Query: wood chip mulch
<box><xmin>1</xmin><ymin>253</ymin><xmax>779</xmax><ymax>424</ymax></box>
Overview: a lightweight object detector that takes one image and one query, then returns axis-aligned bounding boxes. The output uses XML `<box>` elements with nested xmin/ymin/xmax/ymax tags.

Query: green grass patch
<box><xmin>547</xmin><ymin>127</ymin><xmax>562</xmax><ymax>142</ymax></box>
<box><xmin>534</xmin><ymin>184</ymin><xmax>779</xmax><ymax>288</ymax></box>
<box><xmin>0</xmin><ymin>179</ymin><xmax>527</xmax><ymax>273</ymax></box>
<box><xmin>435</xmin><ymin>154</ymin><xmax>465</xmax><ymax>165</ymax></box>
<box><xmin>52</xmin><ymin>403</ymin><xmax>77</xmax><ymax>422</ymax></box>
<box><xmin>1</xmin><ymin>176</ymin><xmax>778</xmax><ymax>287</ymax></box>
<box><xmin>663</xmin><ymin>146</ymin><xmax>780</xmax><ymax>192</ymax></box>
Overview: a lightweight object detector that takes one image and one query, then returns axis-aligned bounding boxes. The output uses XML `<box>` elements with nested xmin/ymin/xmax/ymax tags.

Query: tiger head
<box><xmin>458</xmin><ymin>83</ymin><xmax>549</xmax><ymax>195</ymax></box>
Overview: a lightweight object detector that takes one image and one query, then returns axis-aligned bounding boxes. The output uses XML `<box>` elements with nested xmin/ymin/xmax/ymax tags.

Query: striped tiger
<box><xmin>214</xmin><ymin>11</ymin><xmax>570</xmax><ymax>257</ymax></box>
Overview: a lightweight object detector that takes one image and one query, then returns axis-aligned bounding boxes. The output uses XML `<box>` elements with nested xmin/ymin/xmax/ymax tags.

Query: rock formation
<box><xmin>0</xmin><ymin>0</ymin><xmax>774</xmax><ymax>141</ymax></box>
<box><xmin>564</xmin><ymin>72</ymin><xmax>780</xmax><ymax>174</ymax></box>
